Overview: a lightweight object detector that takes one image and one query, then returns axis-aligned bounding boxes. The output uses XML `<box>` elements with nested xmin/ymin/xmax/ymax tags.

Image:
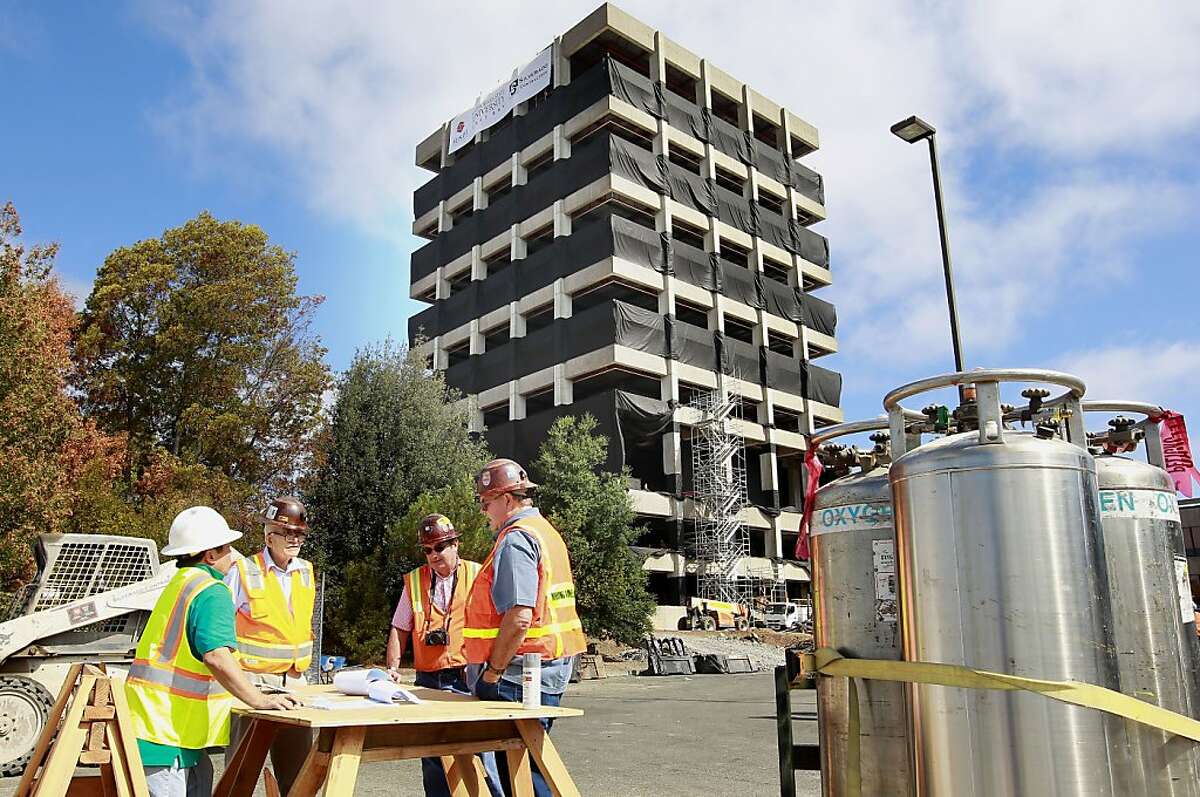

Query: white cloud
<box><xmin>1057</xmin><ymin>340</ymin><xmax>1200</xmax><ymax>428</ymax></box>
<box><xmin>140</xmin><ymin>0</ymin><xmax>1200</xmax><ymax>393</ymax></box>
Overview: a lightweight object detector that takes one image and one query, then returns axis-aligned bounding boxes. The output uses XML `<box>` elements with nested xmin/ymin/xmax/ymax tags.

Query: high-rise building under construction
<box><xmin>408</xmin><ymin>3</ymin><xmax>842</xmax><ymax>618</ymax></box>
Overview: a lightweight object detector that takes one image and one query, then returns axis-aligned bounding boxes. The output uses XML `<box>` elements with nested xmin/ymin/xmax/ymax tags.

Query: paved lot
<box><xmin>4</xmin><ymin>671</ymin><xmax>821</xmax><ymax>796</ymax></box>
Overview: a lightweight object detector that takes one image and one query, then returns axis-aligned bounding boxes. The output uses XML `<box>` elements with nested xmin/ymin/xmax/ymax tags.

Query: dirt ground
<box><xmin>3</xmin><ymin>670</ymin><xmax>821</xmax><ymax>796</ymax></box>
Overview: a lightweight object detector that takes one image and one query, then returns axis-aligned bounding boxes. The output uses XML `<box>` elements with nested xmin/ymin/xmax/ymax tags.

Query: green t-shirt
<box><xmin>137</xmin><ymin>563</ymin><xmax>239</xmax><ymax>768</ymax></box>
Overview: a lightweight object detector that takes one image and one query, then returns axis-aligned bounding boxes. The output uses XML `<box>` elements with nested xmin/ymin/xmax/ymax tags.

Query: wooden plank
<box><xmin>61</xmin><ymin>776</ymin><xmax>105</xmax><ymax>797</ymax></box>
<box><xmin>515</xmin><ymin>720</ymin><xmax>580</xmax><ymax>797</ymax></box>
<box><xmin>451</xmin><ymin>755</ymin><xmax>482</xmax><ymax>797</ymax></box>
<box><xmin>286</xmin><ymin>733</ymin><xmax>331</xmax><ymax>797</ymax></box>
<box><xmin>32</xmin><ymin>675</ymin><xmax>97</xmax><ymax>797</ymax></box>
<box><xmin>441</xmin><ymin>756</ymin><xmax>468</xmax><ymax>797</ymax></box>
<box><xmin>264</xmin><ymin>766</ymin><xmax>282</xmax><ymax>797</ymax></box>
<box><xmin>321</xmin><ymin>726</ymin><xmax>365</xmax><ymax>797</ymax></box>
<box><xmin>15</xmin><ymin>663</ymin><xmax>83</xmax><ymax>797</ymax></box>
<box><xmin>213</xmin><ymin>719</ymin><xmax>278</xmax><ymax>797</ymax></box>
<box><xmin>99</xmin><ymin>766</ymin><xmax>119</xmax><ymax>797</ymax></box>
<box><xmin>107</xmin><ymin>685</ymin><xmax>149</xmax><ymax>797</ymax></box>
<box><xmin>358</xmin><ymin>736</ymin><xmax>523</xmax><ymax>763</ymax></box>
<box><xmin>506</xmin><ymin>747</ymin><xmax>535</xmax><ymax>797</ymax></box>
<box><xmin>83</xmin><ymin>707</ymin><xmax>116</xmax><ymax>721</ymax></box>
<box><xmin>232</xmin><ymin>684</ymin><xmax>581</xmax><ymax>729</ymax></box>
<box><xmin>79</xmin><ymin>750</ymin><xmax>113</xmax><ymax>765</ymax></box>
<box><xmin>104</xmin><ymin>718</ymin><xmax>135</xmax><ymax>797</ymax></box>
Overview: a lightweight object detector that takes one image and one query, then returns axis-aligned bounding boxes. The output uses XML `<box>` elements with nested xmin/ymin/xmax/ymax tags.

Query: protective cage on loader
<box><xmin>0</xmin><ymin>534</ymin><xmax>172</xmax><ymax>775</ymax></box>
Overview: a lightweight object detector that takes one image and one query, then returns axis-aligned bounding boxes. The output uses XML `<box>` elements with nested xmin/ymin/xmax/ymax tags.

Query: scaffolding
<box><xmin>689</xmin><ymin>389</ymin><xmax>752</xmax><ymax>607</ymax></box>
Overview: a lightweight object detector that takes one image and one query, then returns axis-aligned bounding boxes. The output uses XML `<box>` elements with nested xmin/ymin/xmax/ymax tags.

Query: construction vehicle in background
<box><xmin>678</xmin><ymin>596</ymin><xmax>750</xmax><ymax>631</ymax></box>
<box><xmin>0</xmin><ymin>534</ymin><xmax>173</xmax><ymax>775</ymax></box>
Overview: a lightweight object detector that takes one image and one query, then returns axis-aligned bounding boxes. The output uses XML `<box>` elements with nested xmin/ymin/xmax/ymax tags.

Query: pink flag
<box><xmin>795</xmin><ymin>446</ymin><xmax>824</xmax><ymax>560</ymax></box>
<box><xmin>1158</xmin><ymin>411</ymin><xmax>1200</xmax><ymax>497</ymax></box>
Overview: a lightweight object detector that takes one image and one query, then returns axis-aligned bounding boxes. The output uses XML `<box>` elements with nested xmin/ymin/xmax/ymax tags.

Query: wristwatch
<box><xmin>486</xmin><ymin>664</ymin><xmax>506</xmax><ymax>676</ymax></box>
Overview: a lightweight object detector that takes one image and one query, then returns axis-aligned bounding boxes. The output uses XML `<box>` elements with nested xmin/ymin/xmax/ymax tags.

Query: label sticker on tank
<box><xmin>811</xmin><ymin>502</ymin><xmax>893</xmax><ymax>535</ymax></box>
<box><xmin>873</xmin><ymin>539</ymin><xmax>898</xmax><ymax>623</ymax></box>
<box><xmin>1175</xmin><ymin>556</ymin><xmax>1193</xmax><ymax>624</ymax></box>
<box><xmin>1097</xmin><ymin>489</ymin><xmax>1180</xmax><ymax>522</ymax></box>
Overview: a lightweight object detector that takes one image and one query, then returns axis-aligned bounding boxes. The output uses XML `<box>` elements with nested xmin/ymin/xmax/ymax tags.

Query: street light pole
<box><xmin>890</xmin><ymin>116</ymin><xmax>967</xmax><ymax>392</ymax></box>
<box><xmin>924</xmin><ymin>133</ymin><xmax>965</xmax><ymax>376</ymax></box>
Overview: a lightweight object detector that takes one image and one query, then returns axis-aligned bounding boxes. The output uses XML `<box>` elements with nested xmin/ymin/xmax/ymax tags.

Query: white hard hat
<box><xmin>162</xmin><ymin>506</ymin><xmax>243</xmax><ymax>557</ymax></box>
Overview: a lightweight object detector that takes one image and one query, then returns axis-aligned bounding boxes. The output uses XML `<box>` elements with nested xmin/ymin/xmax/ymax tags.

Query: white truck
<box><xmin>765</xmin><ymin>601</ymin><xmax>811</xmax><ymax>631</ymax></box>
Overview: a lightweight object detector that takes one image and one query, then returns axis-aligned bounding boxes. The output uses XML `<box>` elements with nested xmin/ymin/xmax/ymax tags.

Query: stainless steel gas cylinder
<box><xmin>810</xmin><ymin>421</ymin><xmax>912</xmax><ymax>797</ymax></box>
<box><xmin>884</xmin><ymin>369</ymin><xmax>1128</xmax><ymax>797</ymax></box>
<box><xmin>1087</xmin><ymin>404</ymin><xmax>1200</xmax><ymax>796</ymax></box>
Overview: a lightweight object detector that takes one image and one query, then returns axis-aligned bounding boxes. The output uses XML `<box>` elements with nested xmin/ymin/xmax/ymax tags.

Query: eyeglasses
<box><xmin>420</xmin><ymin>540</ymin><xmax>456</xmax><ymax>556</ymax></box>
<box><xmin>269</xmin><ymin>531</ymin><xmax>307</xmax><ymax>542</ymax></box>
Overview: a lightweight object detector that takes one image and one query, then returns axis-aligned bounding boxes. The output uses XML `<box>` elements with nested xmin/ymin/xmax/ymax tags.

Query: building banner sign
<box><xmin>447</xmin><ymin>47</ymin><xmax>552</xmax><ymax>155</ymax></box>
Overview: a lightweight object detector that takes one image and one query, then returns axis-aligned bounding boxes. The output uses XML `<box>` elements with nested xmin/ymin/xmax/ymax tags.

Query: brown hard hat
<box><xmin>259</xmin><ymin>496</ymin><xmax>309</xmax><ymax>532</ymax></box>
<box><xmin>418</xmin><ymin>514</ymin><xmax>460</xmax><ymax>546</ymax></box>
<box><xmin>475</xmin><ymin>458</ymin><xmax>537</xmax><ymax>502</ymax></box>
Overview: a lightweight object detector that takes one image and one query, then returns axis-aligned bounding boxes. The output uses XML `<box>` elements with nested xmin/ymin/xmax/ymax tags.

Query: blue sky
<box><xmin>3</xmin><ymin>1</ymin><xmax>1200</xmax><ymax>459</ymax></box>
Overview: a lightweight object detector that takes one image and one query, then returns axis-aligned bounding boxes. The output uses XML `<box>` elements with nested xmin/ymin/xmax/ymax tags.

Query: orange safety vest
<box><xmin>464</xmin><ymin>511</ymin><xmax>586</xmax><ymax>663</ymax></box>
<box><xmin>233</xmin><ymin>551</ymin><xmax>316</xmax><ymax>673</ymax></box>
<box><xmin>406</xmin><ymin>559</ymin><xmax>481</xmax><ymax>672</ymax></box>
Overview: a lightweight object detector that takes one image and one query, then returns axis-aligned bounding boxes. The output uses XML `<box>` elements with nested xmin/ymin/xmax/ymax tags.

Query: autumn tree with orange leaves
<box><xmin>0</xmin><ymin>202</ymin><xmax>123</xmax><ymax>588</ymax></box>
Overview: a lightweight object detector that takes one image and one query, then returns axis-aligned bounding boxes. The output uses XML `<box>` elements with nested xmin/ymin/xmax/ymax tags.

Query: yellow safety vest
<box><xmin>233</xmin><ymin>552</ymin><xmax>316</xmax><ymax>673</ymax></box>
<box><xmin>125</xmin><ymin>568</ymin><xmax>233</xmax><ymax>750</ymax></box>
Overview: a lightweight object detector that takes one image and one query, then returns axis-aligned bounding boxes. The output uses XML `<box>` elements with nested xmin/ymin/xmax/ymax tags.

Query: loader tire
<box><xmin>0</xmin><ymin>674</ymin><xmax>54</xmax><ymax>777</ymax></box>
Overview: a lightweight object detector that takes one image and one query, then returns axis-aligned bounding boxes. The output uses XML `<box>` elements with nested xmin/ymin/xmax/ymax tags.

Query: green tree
<box><xmin>532</xmin><ymin>414</ymin><xmax>654</xmax><ymax>646</ymax></box>
<box><xmin>306</xmin><ymin>340</ymin><xmax>489</xmax><ymax>658</ymax></box>
<box><xmin>334</xmin><ymin>475</ymin><xmax>498</xmax><ymax>664</ymax></box>
<box><xmin>72</xmin><ymin>211</ymin><xmax>330</xmax><ymax>493</ymax></box>
<box><xmin>0</xmin><ymin>202</ymin><xmax>122</xmax><ymax>588</ymax></box>
<box><xmin>306</xmin><ymin>340</ymin><xmax>488</xmax><ymax>570</ymax></box>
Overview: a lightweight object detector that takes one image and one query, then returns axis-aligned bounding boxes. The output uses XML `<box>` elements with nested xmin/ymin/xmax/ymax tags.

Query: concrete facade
<box><xmin>408</xmin><ymin>3</ymin><xmax>840</xmax><ymax>606</ymax></box>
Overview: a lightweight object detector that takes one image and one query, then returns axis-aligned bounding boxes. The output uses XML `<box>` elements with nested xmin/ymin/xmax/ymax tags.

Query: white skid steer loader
<box><xmin>0</xmin><ymin>533</ymin><xmax>173</xmax><ymax>775</ymax></box>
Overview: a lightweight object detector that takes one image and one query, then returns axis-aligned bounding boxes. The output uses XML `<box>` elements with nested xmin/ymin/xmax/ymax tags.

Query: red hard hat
<box><xmin>475</xmin><ymin>458</ymin><xmax>537</xmax><ymax>502</ymax></box>
<box><xmin>418</xmin><ymin>514</ymin><xmax>460</xmax><ymax>546</ymax></box>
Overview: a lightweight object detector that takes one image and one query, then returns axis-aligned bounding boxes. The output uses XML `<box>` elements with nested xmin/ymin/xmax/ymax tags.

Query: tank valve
<box><xmin>1104</xmin><ymin>415</ymin><xmax>1143</xmax><ymax>454</ymax></box>
<box><xmin>1020</xmin><ymin>388</ymin><xmax>1051</xmax><ymax>424</ymax></box>
<box><xmin>922</xmin><ymin>404</ymin><xmax>950</xmax><ymax>433</ymax></box>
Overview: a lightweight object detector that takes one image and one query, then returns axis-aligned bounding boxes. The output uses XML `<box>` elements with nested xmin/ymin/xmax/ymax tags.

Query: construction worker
<box><xmin>125</xmin><ymin>506</ymin><xmax>299</xmax><ymax>797</ymax></box>
<box><xmin>224</xmin><ymin>497</ymin><xmax>316</xmax><ymax>796</ymax></box>
<box><xmin>465</xmin><ymin>458</ymin><xmax>586</xmax><ymax>797</ymax></box>
<box><xmin>386</xmin><ymin>514</ymin><xmax>500</xmax><ymax>797</ymax></box>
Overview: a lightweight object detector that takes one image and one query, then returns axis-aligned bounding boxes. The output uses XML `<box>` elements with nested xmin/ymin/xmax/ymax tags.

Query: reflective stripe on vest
<box><xmin>125</xmin><ymin>568</ymin><xmax>232</xmax><ymax>750</ymax></box>
<box><xmin>234</xmin><ymin>552</ymin><xmax>316</xmax><ymax>673</ymax></box>
<box><xmin>407</xmin><ymin>560</ymin><xmax>481</xmax><ymax>672</ymax></box>
<box><xmin>463</xmin><ymin>513</ymin><xmax>586</xmax><ymax>663</ymax></box>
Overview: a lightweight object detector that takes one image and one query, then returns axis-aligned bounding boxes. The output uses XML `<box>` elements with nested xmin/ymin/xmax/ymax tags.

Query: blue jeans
<box><xmin>473</xmin><ymin>676</ymin><xmax>563</xmax><ymax>797</ymax></box>
<box><xmin>414</xmin><ymin>669</ymin><xmax>503</xmax><ymax>797</ymax></box>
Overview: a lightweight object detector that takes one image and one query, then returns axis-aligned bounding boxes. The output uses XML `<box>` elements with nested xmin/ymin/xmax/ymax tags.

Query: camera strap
<box><xmin>422</xmin><ymin>566</ymin><xmax>459</xmax><ymax>637</ymax></box>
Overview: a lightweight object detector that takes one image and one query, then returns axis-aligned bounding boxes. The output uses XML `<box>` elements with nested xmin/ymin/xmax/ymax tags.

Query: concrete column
<box><xmin>553</xmin><ymin>124</ymin><xmax>571</xmax><ymax>161</ymax></box>
<box><xmin>768</xmin><ymin>516</ymin><xmax>784</xmax><ymax>559</ymax></box>
<box><xmin>509</xmin><ymin>300</ymin><xmax>524</xmax><ymax>339</ymax></box>
<box><xmin>471</xmin><ymin>245</ymin><xmax>485</xmax><ymax>281</ymax></box>
<box><xmin>468</xmin><ymin>403</ymin><xmax>484</xmax><ymax>434</ymax></box>
<box><xmin>435</xmin><ymin>266</ymin><xmax>450</xmax><ymax>300</ymax></box>
<box><xmin>553</xmin><ymin>199</ymin><xmax>571</xmax><ymax>238</ymax></box>
<box><xmin>553</xmin><ymin>364</ymin><xmax>572</xmax><ymax>406</ymax></box>
<box><xmin>787</xmin><ymin>458</ymin><xmax>803</xmax><ymax>510</ymax></box>
<box><xmin>437</xmin><ymin>199</ymin><xmax>452</xmax><ymax>233</ymax></box>
<box><xmin>740</xmin><ymin>84</ymin><xmax>753</xmax><ymax>134</ymax></box>
<box><xmin>430</xmin><ymin>335</ymin><xmax>443</xmax><ymax>371</ymax></box>
<box><xmin>553</xmin><ymin>278</ymin><xmax>572</xmax><ymax>319</ymax></box>
<box><xmin>552</xmin><ymin>36</ymin><xmax>570</xmax><ymax>88</ymax></box>
<box><xmin>468</xmin><ymin>319</ymin><xmax>484</xmax><ymax>355</ymax></box>
<box><xmin>472</xmin><ymin>176</ymin><xmax>487</xmax><ymax>211</ymax></box>
<box><xmin>511</xmin><ymin>153</ymin><xmax>527</xmax><ymax>186</ymax></box>
<box><xmin>508</xmin><ymin>382</ymin><xmax>526</xmax><ymax>421</ymax></box>
<box><xmin>658</xmin><ymin>274</ymin><xmax>678</xmax><ymax>317</ymax></box>
<box><xmin>661</xmin><ymin>368</ymin><xmax>680</xmax><ymax>402</ymax></box>
<box><xmin>650</xmin><ymin>32</ymin><xmax>667</xmax><ymax>84</ymax></box>
<box><xmin>510</xmin><ymin>224</ymin><xmax>526</xmax><ymax>261</ymax></box>
<box><xmin>759</xmin><ymin>449</ymin><xmax>778</xmax><ymax>492</ymax></box>
<box><xmin>663</xmin><ymin>428</ymin><xmax>682</xmax><ymax>475</ymax></box>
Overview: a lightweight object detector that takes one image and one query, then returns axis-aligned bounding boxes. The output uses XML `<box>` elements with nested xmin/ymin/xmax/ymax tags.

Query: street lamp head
<box><xmin>891</xmin><ymin>116</ymin><xmax>935</xmax><ymax>143</ymax></box>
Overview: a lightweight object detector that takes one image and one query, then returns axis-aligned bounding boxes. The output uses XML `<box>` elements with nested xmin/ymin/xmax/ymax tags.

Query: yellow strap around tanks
<box><xmin>799</xmin><ymin>646</ymin><xmax>1200</xmax><ymax>797</ymax></box>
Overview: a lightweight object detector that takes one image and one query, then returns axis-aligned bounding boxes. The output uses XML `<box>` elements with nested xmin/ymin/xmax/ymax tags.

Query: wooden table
<box><xmin>213</xmin><ymin>684</ymin><xmax>583</xmax><ymax>797</ymax></box>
